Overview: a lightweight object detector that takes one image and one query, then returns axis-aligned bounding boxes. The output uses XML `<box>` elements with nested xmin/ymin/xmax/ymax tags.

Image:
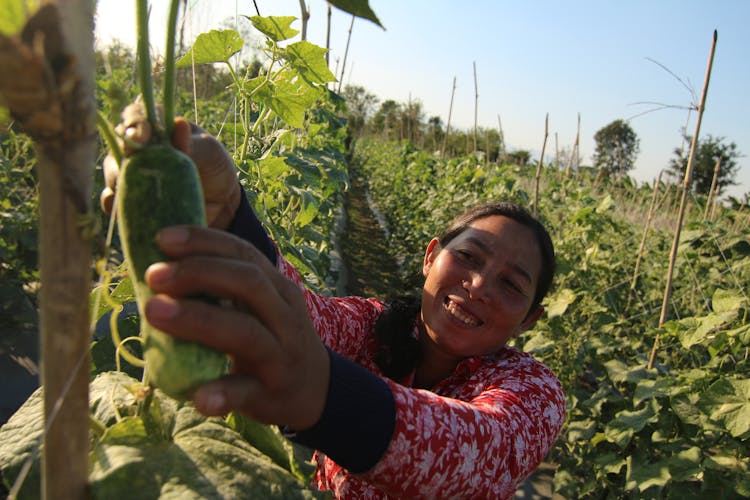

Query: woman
<box><xmin>101</xmin><ymin>115</ymin><xmax>566</xmax><ymax>499</ymax></box>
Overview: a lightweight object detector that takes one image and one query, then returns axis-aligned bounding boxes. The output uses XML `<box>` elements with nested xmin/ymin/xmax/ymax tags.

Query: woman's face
<box><xmin>420</xmin><ymin>215</ymin><xmax>544</xmax><ymax>361</ymax></box>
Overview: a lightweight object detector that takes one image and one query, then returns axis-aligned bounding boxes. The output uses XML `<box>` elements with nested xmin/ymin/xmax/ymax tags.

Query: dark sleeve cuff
<box><xmin>226</xmin><ymin>184</ymin><xmax>277</xmax><ymax>266</ymax></box>
<box><xmin>289</xmin><ymin>349</ymin><xmax>396</xmax><ymax>473</ymax></box>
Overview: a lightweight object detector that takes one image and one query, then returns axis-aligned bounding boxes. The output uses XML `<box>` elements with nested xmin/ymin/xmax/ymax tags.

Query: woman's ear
<box><xmin>423</xmin><ymin>238</ymin><xmax>441</xmax><ymax>277</ymax></box>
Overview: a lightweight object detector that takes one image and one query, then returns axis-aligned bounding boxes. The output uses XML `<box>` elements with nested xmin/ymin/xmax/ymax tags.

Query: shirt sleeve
<box><xmin>352</xmin><ymin>355</ymin><xmax>566</xmax><ymax>499</ymax></box>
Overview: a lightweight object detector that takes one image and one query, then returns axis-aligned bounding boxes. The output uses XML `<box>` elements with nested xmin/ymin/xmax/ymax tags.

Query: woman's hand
<box><xmin>142</xmin><ymin>225</ymin><xmax>330</xmax><ymax>430</ymax></box>
<box><xmin>100</xmin><ymin>105</ymin><xmax>241</xmax><ymax>230</ymax></box>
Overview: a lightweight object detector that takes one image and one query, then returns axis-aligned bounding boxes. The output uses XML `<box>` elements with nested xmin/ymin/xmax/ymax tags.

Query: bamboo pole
<box><xmin>565</xmin><ymin>113</ymin><xmax>580</xmax><ymax>176</ymax></box>
<box><xmin>533</xmin><ymin>113</ymin><xmax>549</xmax><ymax>217</ymax></box>
<box><xmin>473</xmin><ymin>61</ymin><xmax>478</xmax><ymax>154</ymax></box>
<box><xmin>630</xmin><ymin>171</ymin><xmax>663</xmax><ymax>295</ymax></box>
<box><xmin>648</xmin><ymin>30</ymin><xmax>718</xmax><ymax>370</ymax></box>
<box><xmin>325</xmin><ymin>3</ymin><xmax>332</xmax><ymax>66</ymax></box>
<box><xmin>0</xmin><ymin>2</ymin><xmax>96</xmax><ymax>497</ymax></box>
<box><xmin>298</xmin><ymin>0</ymin><xmax>310</xmax><ymax>40</ymax></box>
<box><xmin>703</xmin><ymin>156</ymin><xmax>722</xmax><ymax>220</ymax></box>
<box><xmin>441</xmin><ymin>76</ymin><xmax>456</xmax><ymax>159</ymax></box>
<box><xmin>336</xmin><ymin>14</ymin><xmax>355</xmax><ymax>93</ymax></box>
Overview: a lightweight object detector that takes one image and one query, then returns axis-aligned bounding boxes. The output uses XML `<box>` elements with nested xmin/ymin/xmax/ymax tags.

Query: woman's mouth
<box><xmin>444</xmin><ymin>297</ymin><xmax>481</xmax><ymax>327</ymax></box>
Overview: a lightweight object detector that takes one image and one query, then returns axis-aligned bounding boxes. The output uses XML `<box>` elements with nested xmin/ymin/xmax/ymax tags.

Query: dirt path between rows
<box><xmin>338</xmin><ymin>169</ymin><xmax>402</xmax><ymax>298</ymax></box>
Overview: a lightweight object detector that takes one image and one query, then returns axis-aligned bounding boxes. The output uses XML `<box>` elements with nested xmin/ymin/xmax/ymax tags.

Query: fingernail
<box><xmin>145</xmin><ymin>295</ymin><xmax>179</xmax><ymax>320</ymax></box>
<box><xmin>157</xmin><ymin>226</ymin><xmax>189</xmax><ymax>246</ymax></box>
<box><xmin>145</xmin><ymin>262</ymin><xmax>175</xmax><ymax>285</ymax></box>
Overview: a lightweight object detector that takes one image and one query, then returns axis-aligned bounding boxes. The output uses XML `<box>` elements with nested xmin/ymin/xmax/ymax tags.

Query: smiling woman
<box><xmin>100</xmin><ymin>104</ymin><xmax>565</xmax><ymax>497</ymax></box>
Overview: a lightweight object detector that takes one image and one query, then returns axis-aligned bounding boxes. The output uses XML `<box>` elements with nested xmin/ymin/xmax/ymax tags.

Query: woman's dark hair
<box><xmin>375</xmin><ymin>200</ymin><xmax>556</xmax><ymax>380</ymax></box>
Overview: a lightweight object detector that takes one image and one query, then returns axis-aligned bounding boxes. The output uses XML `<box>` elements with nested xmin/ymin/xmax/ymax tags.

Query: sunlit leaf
<box><xmin>711</xmin><ymin>289</ymin><xmax>746</xmax><ymax>314</ymax></box>
<box><xmin>249</xmin><ymin>15</ymin><xmax>298</xmax><ymax>42</ymax></box>
<box><xmin>679</xmin><ymin>310</ymin><xmax>737</xmax><ymax>348</ymax></box>
<box><xmin>176</xmin><ymin>29</ymin><xmax>243</xmax><ymax>66</ymax></box>
<box><xmin>633</xmin><ymin>377</ymin><xmax>673</xmax><ymax>404</ymax></box>
<box><xmin>696</xmin><ymin>378</ymin><xmax>750</xmax><ymax>438</ymax></box>
<box><xmin>284</xmin><ymin>41</ymin><xmax>336</xmax><ymax>85</ymax></box>
<box><xmin>545</xmin><ymin>288</ymin><xmax>576</xmax><ymax>318</ymax></box>
<box><xmin>596</xmin><ymin>194</ymin><xmax>614</xmax><ymax>213</ymax></box>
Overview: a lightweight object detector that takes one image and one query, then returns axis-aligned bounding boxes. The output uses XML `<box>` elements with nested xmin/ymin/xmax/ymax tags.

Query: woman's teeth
<box><xmin>445</xmin><ymin>299</ymin><xmax>480</xmax><ymax>327</ymax></box>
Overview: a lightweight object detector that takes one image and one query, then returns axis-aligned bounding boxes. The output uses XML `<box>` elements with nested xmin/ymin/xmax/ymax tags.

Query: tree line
<box><xmin>342</xmin><ymin>85</ymin><xmax>744</xmax><ymax>200</ymax></box>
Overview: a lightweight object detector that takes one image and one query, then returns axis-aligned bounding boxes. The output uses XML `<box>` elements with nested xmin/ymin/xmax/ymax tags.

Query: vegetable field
<box><xmin>1</xmin><ymin>1</ymin><xmax>748</xmax><ymax>498</ymax></box>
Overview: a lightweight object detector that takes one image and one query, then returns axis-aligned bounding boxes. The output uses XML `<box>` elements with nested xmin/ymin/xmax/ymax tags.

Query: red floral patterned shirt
<box><xmin>278</xmin><ymin>255</ymin><xmax>566</xmax><ymax>499</ymax></box>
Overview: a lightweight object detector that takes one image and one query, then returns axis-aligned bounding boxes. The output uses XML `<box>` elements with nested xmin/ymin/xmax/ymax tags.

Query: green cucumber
<box><xmin>117</xmin><ymin>143</ymin><xmax>228</xmax><ymax>400</ymax></box>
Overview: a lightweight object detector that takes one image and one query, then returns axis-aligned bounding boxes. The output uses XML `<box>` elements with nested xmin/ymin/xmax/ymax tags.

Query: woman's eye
<box><xmin>456</xmin><ymin>250</ymin><xmax>474</xmax><ymax>262</ymax></box>
<box><xmin>501</xmin><ymin>279</ymin><xmax>524</xmax><ymax>295</ymax></box>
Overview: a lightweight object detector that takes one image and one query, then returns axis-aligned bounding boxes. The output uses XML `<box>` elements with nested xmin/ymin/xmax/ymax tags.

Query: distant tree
<box><xmin>342</xmin><ymin>85</ymin><xmax>379</xmax><ymax>139</ymax></box>
<box><xmin>592</xmin><ymin>119</ymin><xmax>640</xmax><ymax>177</ymax></box>
<box><xmin>399</xmin><ymin>99</ymin><xmax>424</xmax><ymax>144</ymax></box>
<box><xmin>426</xmin><ymin>115</ymin><xmax>443</xmax><ymax>152</ymax></box>
<box><xmin>669</xmin><ymin>134</ymin><xmax>742</xmax><ymax>196</ymax></box>
<box><xmin>506</xmin><ymin>149</ymin><xmax>531</xmax><ymax>166</ymax></box>
<box><xmin>371</xmin><ymin>99</ymin><xmax>401</xmax><ymax>140</ymax></box>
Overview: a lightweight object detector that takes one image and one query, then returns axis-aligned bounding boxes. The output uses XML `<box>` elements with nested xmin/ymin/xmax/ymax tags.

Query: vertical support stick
<box><xmin>649</xmin><ymin>30</ymin><xmax>718</xmax><ymax>369</ymax></box>
<box><xmin>473</xmin><ymin>61</ymin><xmax>478</xmax><ymax>154</ymax></box>
<box><xmin>533</xmin><ymin>113</ymin><xmax>549</xmax><ymax>217</ymax></box>
<box><xmin>441</xmin><ymin>76</ymin><xmax>456</xmax><ymax>159</ymax></box>
<box><xmin>39</xmin><ymin>1</ymin><xmax>97</xmax><ymax>498</ymax></box>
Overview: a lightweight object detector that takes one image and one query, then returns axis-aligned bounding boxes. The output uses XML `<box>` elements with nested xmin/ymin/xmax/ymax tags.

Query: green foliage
<box><xmin>0</xmin><ymin>133</ymin><xmax>36</xmax><ymax>269</ymax></box>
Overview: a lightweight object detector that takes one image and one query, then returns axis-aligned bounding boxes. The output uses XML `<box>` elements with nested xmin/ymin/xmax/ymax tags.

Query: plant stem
<box><xmin>163</xmin><ymin>0</ymin><xmax>182</xmax><ymax>140</ymax></box>
<box><xmin>135</xmin><ymin>0</ymin><xmax>161</xmax><ymax>140</ymax></box>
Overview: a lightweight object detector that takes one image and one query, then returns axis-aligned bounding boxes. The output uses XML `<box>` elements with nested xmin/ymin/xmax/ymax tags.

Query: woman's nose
<box><xmin>462</xmin><ymin>273</ymin><xmax>489</xmax><ymax>301</ymax></box>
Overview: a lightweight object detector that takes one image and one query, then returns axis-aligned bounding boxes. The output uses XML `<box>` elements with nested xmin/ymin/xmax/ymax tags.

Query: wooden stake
<box><xmin>533</xmin><ymin>113</ymin><xmax>549</xmax><ymax>217</ymax></box>
<box><xmin>649</xmin><ymin>30</ymin><xmax>718</xmax><ymax>369</ymax></box>
<box><xmin>337</xmin><ymin>14</ymin><xmax>355</xmax><ymax>93</ymax></box>
<box><xmin>473</xmin><ymin>61</ymin><xmax>478</xmax><ymax>154</ymax></box>
<box><xmin>0</xmin><ymin>2</ymin><xmax>96</xmax><ymax>497</ymax></box>
<box><xmin>441</xmin><ymin>76</ymin><xmax>456</xmax><ymax>159</ymax></box>
<box><xmin>631</xmin><ymin>171</ymin><xmax>663</xmax><ymax>294</ymax></box>
<box><xmin>704</xmin><ymin>156</ymin><xmax>722</xmax><ymax>220</ymax></box>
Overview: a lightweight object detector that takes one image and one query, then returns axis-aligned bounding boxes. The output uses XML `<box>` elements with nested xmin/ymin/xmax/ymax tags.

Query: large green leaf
<box><xmin>711</xmin><ymin>289</ymin><xmax>747</xmax><ymax>314</ymax></box>
<box><xmin>605</xmin><ymin>399</ymin><xmax>659</xmax><ymax>449</ymax></box>
<box><xmin>327</xmin><ymin>0</ymin><xmax>383</xmax><ymax>28</ymax></box>
<box><xmin>544</xmin><ymin>287</ymin><xmax>576</xmax><ymax>318</ymax></box>
<box><xmin>678</xmin><ymin>310</ymin><xmax>738</xmax><ymax>348</ymax></box>
<box><xmin>249</xmin><ymin>16</ymin><xmax>299</xmax><ymax>42</ymax></box>
<box><xmin>696</xmin><ymin>378</ymin><xmax>750</xmax><ymax>438</ymax></box>
<box><xmin>175</xmin><ymin>29</ymin><xmax>243</xmax><ymax>66</ymax></box>
<box><xmin>284</xmin><ymin>41</ymin><xmax>337</xmax><ymax>86</ymax></box>
<box><xmin>625</xmin><ymin>453</ymin><xmax>670</xmax><ymax>492</ymax></box>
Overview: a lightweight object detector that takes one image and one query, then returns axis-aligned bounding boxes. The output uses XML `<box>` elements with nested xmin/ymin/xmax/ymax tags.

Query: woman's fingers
<box><xmin>144</xmin><ymin>294</ymin><xmax>279</xmax><ymax>367</ymax></box>
<box><xmin>145</xmin><ymin>255</ymin><xmax>293</xmax><ymax>340</ymax></box>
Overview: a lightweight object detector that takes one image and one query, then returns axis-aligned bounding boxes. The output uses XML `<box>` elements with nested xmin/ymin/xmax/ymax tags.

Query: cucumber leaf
<box><xmin>0</xmin><ymin>372</ymin><xmax>324</xmax><ymax>499</ymax></box>
<box><xmin>175</xmin><ymin>29</ymin><xmax>244</xmax><ymax>67</ymax></box>
<box><xmin>249</xmin><ymin>16</ymin><xmax>299</xmax><ymax>42</ymax></box>
<box><xmin>327</xmin><ymin>0</ymin><xmax>383</xmax><ymax>28</ymax></box>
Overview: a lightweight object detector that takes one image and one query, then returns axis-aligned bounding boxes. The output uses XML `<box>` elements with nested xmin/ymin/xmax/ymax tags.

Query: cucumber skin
<box><xmin>117</xmin><ymin>144</ymin><xmax>228</xmax><ymax>401</ymax></box>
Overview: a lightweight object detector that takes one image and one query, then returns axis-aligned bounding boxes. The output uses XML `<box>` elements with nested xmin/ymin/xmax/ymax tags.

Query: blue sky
<box><xmin>95</xmin><ymin>0</ymin><xmax>749</xmax><ymax>199</ymax></box>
